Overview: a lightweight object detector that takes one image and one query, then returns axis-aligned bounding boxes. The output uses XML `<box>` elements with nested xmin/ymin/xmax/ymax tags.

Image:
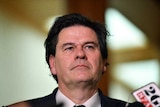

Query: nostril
<box><xmin>76</xmin><ymin>55</ymin><xmax>86</xmax><ymax>59</ymax></box>
<box><xmin>75</xmin><ymin>51</ymin><xmax>87</xmax><ymax>60</ymax></box>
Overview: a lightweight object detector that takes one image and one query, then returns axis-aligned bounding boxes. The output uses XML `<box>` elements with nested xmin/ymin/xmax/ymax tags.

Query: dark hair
<box><xmin>44</xmin><ymin>13</ymin><xmax>109</xmax><ymax>82</ymax></box>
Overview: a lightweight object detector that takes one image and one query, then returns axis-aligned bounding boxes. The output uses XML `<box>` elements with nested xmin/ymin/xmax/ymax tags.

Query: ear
<box><xmin>103</xmin><ymin>59</ymin><xmax>108</xmax><ymax>73</ymax></box>
<box><xmin>49</xmin><ymin>55</ymin><xmax>57</xmax><ymax>75</ymax></box>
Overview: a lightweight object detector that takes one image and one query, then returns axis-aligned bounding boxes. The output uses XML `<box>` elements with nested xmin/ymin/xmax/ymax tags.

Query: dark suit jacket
<box><xmin>26</xmin><ymin>88</ymin><xmax>144</xmax><ymax>107</ymax></box>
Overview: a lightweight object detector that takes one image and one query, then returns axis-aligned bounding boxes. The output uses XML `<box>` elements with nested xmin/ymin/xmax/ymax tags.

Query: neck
<box><xmin>59</xmin><ymin>84</ymin><xmax>98</xmax><ymax>104</ymax></box>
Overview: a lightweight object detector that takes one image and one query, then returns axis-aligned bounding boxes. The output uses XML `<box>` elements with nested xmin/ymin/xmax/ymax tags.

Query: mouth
<box><xmin>71</xmin><ymin>64</ymin><xmax>89</xmax><ymax>70</ymax></box>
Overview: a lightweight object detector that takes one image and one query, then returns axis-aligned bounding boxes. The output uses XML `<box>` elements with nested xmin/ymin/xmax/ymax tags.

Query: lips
<box><xmin>70</xmin><ymin>64</ymin><xmax>90</xmax><ymax>71</ymax></box>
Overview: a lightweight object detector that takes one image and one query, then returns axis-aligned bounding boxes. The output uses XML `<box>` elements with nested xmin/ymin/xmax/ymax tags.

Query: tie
<box><xmin>74</xmin><ymin>105</ymin><xmax>85</xmax><ymax>107</ymax></box>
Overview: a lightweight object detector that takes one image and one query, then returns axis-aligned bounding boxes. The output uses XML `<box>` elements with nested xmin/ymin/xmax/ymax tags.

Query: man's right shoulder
<box><xmin>6</xmin><ymin>102</ymin><xmax>31</xmax><ymax>107</ymax></box>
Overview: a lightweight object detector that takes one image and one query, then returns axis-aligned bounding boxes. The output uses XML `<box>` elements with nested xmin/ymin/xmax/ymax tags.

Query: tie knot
<box><xmin>74</xmin><ymin>105</ymin><xmax>85</xmax><ymax>107</ymax></box>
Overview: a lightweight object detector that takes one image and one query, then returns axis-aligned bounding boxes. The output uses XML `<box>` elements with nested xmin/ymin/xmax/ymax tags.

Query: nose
<box><xmin>75</xmin><ymin>46</ymin><xmax>87</xmax><ymax>60</ymax></box>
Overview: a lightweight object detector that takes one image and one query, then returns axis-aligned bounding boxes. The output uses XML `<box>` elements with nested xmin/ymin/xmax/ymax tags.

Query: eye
<box><xmin>85</xmin><ymin>44</ymin><xmax>96</xmax><ymax>50</ymax></box>
<box><xmin>64</xmin><ymin>46</ymin><xmax>74</xmax><ymax>51</ymax></box>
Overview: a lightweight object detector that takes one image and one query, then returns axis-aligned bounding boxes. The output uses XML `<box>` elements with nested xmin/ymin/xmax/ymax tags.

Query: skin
<box><xmin>8</xmin><ymin>25</ymin><xmax>107</xmax><ymax>107</ymax></box>
<box><xmin>7</xmin><ymin>102</ymin><xmax>31</xmax><ymax>107</ymax></box>
<box><xmin>49</xmin><ymin>25</ymin><xmax>107</xmax><ymax>104</ymax></box>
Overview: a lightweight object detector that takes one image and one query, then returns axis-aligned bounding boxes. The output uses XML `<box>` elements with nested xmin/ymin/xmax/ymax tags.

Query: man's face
<box><xmin>49</xmin><ymin>25</ymin><xmax>106</xmax><ymax>88</ymax></box>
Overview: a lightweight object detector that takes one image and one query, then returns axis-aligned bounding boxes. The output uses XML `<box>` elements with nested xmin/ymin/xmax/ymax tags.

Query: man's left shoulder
<box><xmin>98</xmin><ymin>89</ymin><xmax>144</xmax><ymax>107</ymax></box>
<box><xmin>101</xmin><ymin>95</ymin><xmax>144</xmax><ymax>107</ymax></box>
<box><xmin>128</xmin><ymin>102</ymin><xmax>145</xmax><ymax>107</ymax></box>
<box><xmin>98</xmin><ymin>89</ymin><xmax>126</xmax><ymax>107</ymax></box>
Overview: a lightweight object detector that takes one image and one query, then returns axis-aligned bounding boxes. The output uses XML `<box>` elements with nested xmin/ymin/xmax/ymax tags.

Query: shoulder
<box><xmin>102</xmin><ymin>96</ymin><xmax>127</xmax><ymax>107</ymax></box>
<box><xmin>98</xmin><ymin>89</ymin><xmax>144</xmax><ymax>107</ymax></box>
<box><xmin>128</xmin><ymin>102</ymin><xmax>145</xmax><ymax>107</ymax></box>
<box><xmin>27</xmin><ymin>88</ymin><xmax>58</xmax><ymax>106</ymax></box>
<box><xmin>6</xmin><ymin>102</ymin><xmax>31</xmax><ymax>107</ymax></box>
<box><xmin>5</xmin><ymin>88</ymin><xmax>58</xmax><ymax>107</ymax></box>
<box><xmin>98</xmin><ymin>89</ymin><xmax>126</xmax><ymax>107</ymax></box>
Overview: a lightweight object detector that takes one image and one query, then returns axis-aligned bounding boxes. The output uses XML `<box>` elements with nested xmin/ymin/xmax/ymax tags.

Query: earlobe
<box><xmin>104</xmin><ymin>65</ymin><xmax>107</xmax><ymax>72</ymax></box>
<box><xmin>102</xmin><ymin>65</ymin><xmax>107</xmax><ymax>75</ymax></box>
<box><xmin>103</xmin><ymin>60</ymin><xmax>108</xmax><ymax>72</ymax></box>
<box><xmin>49</xmin><ymin>55</ymin><xmax>57</xmax><ymax>75</ymax></box>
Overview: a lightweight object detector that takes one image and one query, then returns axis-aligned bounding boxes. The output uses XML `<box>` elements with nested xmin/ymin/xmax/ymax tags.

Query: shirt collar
<box><xmin>83</xmin><ymin>91</ymin><xmax>101</xmax><ymax>107</ymax></box>
<box><xmin>56</xmin><ymin>89</ymin><xmax>75</xmax><ymax>107</ymax></box>
<box><xmin>56</xmin><ymin>89</ymin><xmax>101</xmax><ymax>107</ymax></box>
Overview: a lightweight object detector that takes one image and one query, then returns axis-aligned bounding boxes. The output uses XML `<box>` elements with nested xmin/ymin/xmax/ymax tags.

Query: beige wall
<box><xmin>0</xmin><ymin>10</ymin><xmax>57</xmax><ymax>106</ymax></box>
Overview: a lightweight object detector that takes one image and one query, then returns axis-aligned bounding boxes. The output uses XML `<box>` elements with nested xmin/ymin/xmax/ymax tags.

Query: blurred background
<box><xmin>0</xmin><ymin>0</ymin><xmax>160</xmax><ymax>106</ymax></box>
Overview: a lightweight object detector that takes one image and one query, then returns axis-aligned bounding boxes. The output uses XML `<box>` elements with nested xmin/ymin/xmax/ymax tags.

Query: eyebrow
<box><xmin>62</xmin><ymin>42</ymin><xmax>74</xmax><ymax>47</ymax></box>
<box><xmin>84</xmin><ymin>41</ymin><xmax>99</xmax><ymax>47</ymax></box>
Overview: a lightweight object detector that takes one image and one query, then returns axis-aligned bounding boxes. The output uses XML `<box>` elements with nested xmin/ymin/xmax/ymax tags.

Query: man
<box><xmin>6</xmin><ymin>13</ymin><xmax>144</xmax><ymax>107</ymax></box>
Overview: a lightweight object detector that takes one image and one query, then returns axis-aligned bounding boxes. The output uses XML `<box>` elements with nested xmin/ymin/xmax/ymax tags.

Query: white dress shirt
<box><xmin>56</xmin><ymin>89</ymin><xmax>101</xmax><ymax>107</ymax></box>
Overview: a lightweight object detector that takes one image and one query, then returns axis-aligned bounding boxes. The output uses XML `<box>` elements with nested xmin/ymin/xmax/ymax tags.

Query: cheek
<box><xmin>55</xmin><ymin>56</ymin><xmax>71</xmax><ymax>73</ymax></box>
<box><xmin>91</xmin><ymin>56</ymin><xmax>104</xmax><ymax>72</ymax></box>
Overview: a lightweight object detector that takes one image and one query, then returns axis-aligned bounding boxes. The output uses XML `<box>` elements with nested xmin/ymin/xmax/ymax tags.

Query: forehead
<box><xmin>57</xmin><ymin>25</ymin><xmax>98</xmax><ymax>44</ymax></box>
